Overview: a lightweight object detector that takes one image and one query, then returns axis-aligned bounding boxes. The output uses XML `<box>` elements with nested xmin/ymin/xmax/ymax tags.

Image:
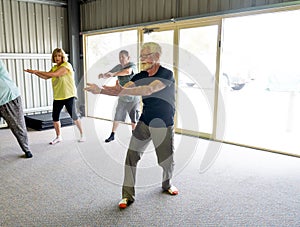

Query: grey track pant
<box><xmin>0</xmin><ymin>96</ymin><xmax>31</xmax><ymax>153</ymax></box>
<box><xmin>122</xmin><ymin>121</ymin><xmax>175</xmax><ymax>201</ymax></box>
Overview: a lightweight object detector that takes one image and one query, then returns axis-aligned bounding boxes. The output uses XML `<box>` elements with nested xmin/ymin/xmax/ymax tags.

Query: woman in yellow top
<box><xmin>25</xmin><ymin>48</ymin><xmax>85</xmax><ymax>144</ymax></box>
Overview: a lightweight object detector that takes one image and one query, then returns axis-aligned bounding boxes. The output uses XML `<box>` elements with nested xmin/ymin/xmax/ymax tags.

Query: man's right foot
<box><xmin>118</xmin><ymin>198</ymin><xmax>133</xmax><ymax>209</ymax></box>
<box><xmin>49</xmin><ymin>136</ymin><xmax>62</xmax><ymax>145</ymax></box>
<box><xmin>105</xmin><ymin>133</ymin><xmax>115</xmax><ymax>143</ymax></box>
<box><xmin>24</xmin><ymin>151</ymin><xmax>33</xmax><ymax>158</ymax></box>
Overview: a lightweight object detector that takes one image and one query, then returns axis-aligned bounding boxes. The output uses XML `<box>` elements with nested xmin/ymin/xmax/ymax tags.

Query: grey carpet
<box><xmin>0</xmin><ymin>117</ymin><xmax>299</xmax><ymax>226</ymax></box>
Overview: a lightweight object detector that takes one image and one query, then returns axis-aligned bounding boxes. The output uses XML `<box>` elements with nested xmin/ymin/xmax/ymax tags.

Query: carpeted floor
<box><xmin>0</xmin><ymin>117</ymin><xmax>299</xmax><ymax>226</ymax></box>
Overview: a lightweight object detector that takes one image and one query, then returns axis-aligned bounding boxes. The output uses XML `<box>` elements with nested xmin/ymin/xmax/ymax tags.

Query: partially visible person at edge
<box><xmin>98</xmin><ymin>50</ymin><xmax>140</xmax><ymax>143</ymax></box>
<box><xmin>24</xmin><ymin>48</ymin><xmax>85</xmax><ymax>145</ymax></box>
<box><xmin>85</xmin><ymin>42</ymin><xmax>178</xmax><ymax>209</ymax></box>
<box><xmin>0</xmin><ymin>59</ymin><xmax>33</xmax><ymax>158</ymax></box>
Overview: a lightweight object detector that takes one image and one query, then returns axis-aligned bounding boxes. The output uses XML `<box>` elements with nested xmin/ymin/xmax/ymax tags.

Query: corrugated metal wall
<box><xmin>1</xmin><ymin>0</ymin><xmax>300</xmax><ymax>115</ymax></box>
<box><xmin>0</xmin><ymin>0</ymin><xmax>68</xmax><ymax>114</ymax></box>
<box><xmin>80</xmin><ymin>0</ymin><xmax>300</xmax><ymax>32</ymax></box>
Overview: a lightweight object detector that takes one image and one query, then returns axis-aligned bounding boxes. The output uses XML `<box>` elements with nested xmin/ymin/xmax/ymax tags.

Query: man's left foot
<box><xmin>166</xmin><ymin>186</ymin><xmax>179</xmax><ymax>195</ymax></box>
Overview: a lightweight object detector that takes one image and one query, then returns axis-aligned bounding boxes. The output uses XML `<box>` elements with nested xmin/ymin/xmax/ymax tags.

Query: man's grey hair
<box><xmin>142</xmin><ymin>42</ymin><xmax>162</xmax><ymax>55</ymax></box>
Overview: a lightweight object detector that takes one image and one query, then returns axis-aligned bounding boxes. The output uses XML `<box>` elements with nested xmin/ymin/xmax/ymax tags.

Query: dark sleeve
<box><xmin>157</xmin><ymin>68</ymin><xmax>174</xmax><ymax>87</ymax></box>
<box><xmin>131</xmin><ymin>71</ymin><xmax>145</xmax><ymax>83</ymax></box>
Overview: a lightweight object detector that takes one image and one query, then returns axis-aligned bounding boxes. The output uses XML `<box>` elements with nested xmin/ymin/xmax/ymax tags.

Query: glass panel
<box><xmin>178</xmin><ymin>26</ymin><xmax>218</xmax><ymax>134</ymax></box>
<box><xmin>219</xmin><ymin>10</ymin><xmax>300</xmax><ymax>156</ymax></box>
<box><xmin>85</xmin><ymin>30</ymin><xmax>138</xmax><ymax>120</ymax></box>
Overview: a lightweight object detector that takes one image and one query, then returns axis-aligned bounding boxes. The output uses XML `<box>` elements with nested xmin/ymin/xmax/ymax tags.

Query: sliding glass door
<box><xmin>219</xmin><ymin>9</ymin><xmax>300</xmax><ymax>156</ymax></box>
<box><xmin>177</xmin><ymin>24</ymin><xmax>219</xmax><ymax>137</ymax></box>
<box><xmin>141</xmin><ymin>24</ymin><xmax>220</xmax><ymax>138</ymax></box>
<box><xmin>85</xmin><ymin>30</ymin><xmax>138</xmax><ymax>120</ymax></box>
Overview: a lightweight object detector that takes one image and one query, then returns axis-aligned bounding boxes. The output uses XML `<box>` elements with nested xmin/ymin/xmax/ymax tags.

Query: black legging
<box><xmin>52</xmin><ymin>97</ymin><xmax>79</xmax><ymax>122</ymax></box>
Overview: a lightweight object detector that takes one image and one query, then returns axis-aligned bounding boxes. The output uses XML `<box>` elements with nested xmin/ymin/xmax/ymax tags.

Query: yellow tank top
<box><xmin>51</xmin><ymin>62</ymin><xmax>77</xmax><ymax>100</ymax></box>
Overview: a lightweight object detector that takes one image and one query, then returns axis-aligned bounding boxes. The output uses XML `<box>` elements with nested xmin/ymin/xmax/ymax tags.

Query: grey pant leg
<box><xmin>128</xmin><ymin>101</ymin><xmax>139</xmax><ymax>123</ymax></box>
<box><xmin>0</xmin><ymin>96</ymin><xmax>31</xmax><ymax>153</ymax></box>
<box><xmin>122</xmin><ymin>121</ymin><xmax>151</xmax><ymax>201</ymax></box>
<box><xmin>150</xmin><ymin>126</ymin><xmax>175</xmax><ymax>190</ymax></box>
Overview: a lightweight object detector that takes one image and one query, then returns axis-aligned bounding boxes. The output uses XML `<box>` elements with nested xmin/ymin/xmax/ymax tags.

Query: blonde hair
<box><xmin>51</xmin><ymin>48</ymin><xmax>68</xmax><ymax>63</ymax></box>
<box><xmin>141</xmin><ymin>42</ymin><xmax>162</xmax><ymax>56</ymax></box>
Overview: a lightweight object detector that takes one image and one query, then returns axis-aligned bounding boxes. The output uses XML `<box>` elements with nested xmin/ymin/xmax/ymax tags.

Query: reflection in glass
<box><xmin>220</xmin><ymin>10</ymin><xmax>300</xmax><ymax>156</ymax></box>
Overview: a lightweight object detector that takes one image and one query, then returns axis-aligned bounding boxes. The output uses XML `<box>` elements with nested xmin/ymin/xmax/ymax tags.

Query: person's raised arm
<box><xmin>112</xmin><ymin>67</ymin><xmax>133</xmax><ymax>77</ymax></box>
<box><xmin>24</xmin><ymin>69</ymin><xmax>50</xmax><ymax>80</ymax></box>
<box><xmin>85</xmin><ymin>79</ymin><xmax>135</xmax><ymax>95</ymax></box>
<box><xmin>119</xmin><ymin>79</ymin><xmax>166</xmax><ymax>96</ymax></box>
<box><xmin>24</xmin><ymin>66</ymin><xmax>68</xmax><ymax>80</ymax></box>
<box><xmin>96</xmin><ymin>79</ymin><xmax>166</xmax><ymax>96</ymax></box>
<box><xmin>99</xmin><ymin>68</ymin><xmax>133</xmax><ymax>79</ymax></box>
<box><xmin>99</xmin><ymin>63</ymin><xmax>135</xmax><ymax>79</ymax></box>
<box><xmin>85</xmin><ymin>78</ymin><xmax>166</xmax><ymax>97</ymax></box>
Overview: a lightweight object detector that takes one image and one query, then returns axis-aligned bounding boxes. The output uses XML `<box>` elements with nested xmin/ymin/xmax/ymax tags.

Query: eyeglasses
<box><xmin>139</xmin><ymin>53</ymin><xmax>154</xmax><ymax>59</ymax></box>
